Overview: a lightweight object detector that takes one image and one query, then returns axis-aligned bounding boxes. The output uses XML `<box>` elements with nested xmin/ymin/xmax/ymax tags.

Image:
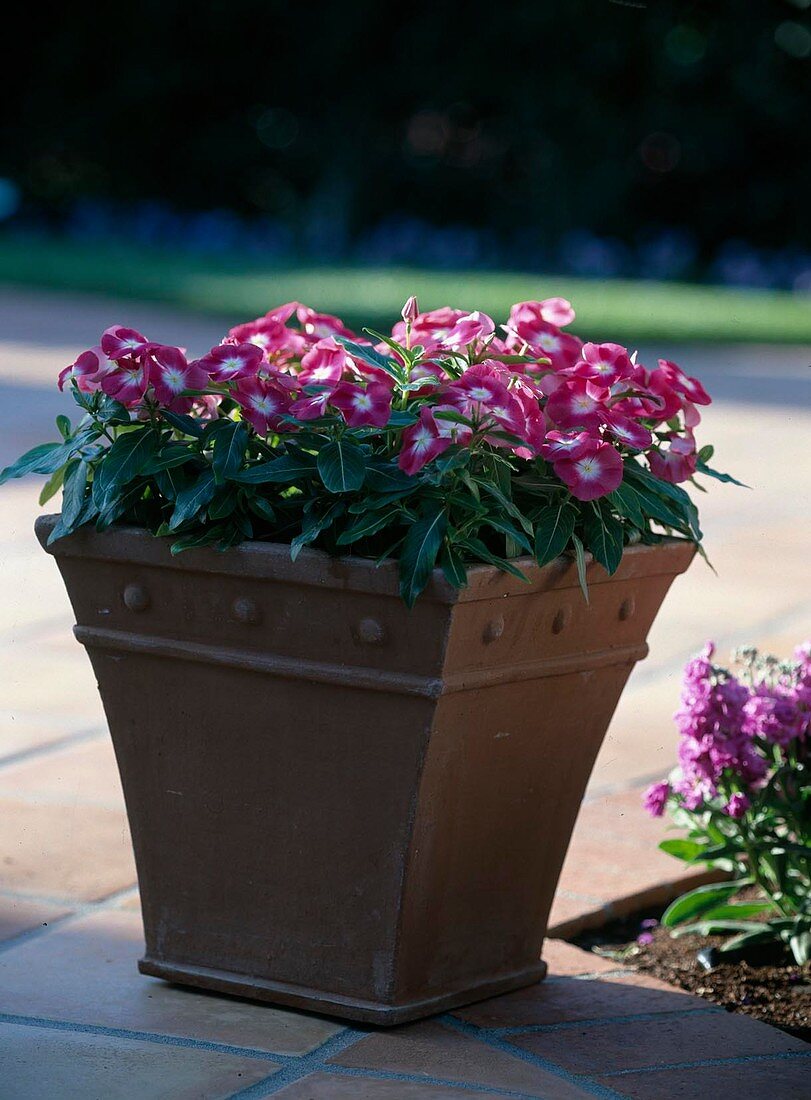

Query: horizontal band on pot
<box><xmin>74</xmin><ymin>624</ymin><xmax>648</xmax><ymax>698</ymax></box>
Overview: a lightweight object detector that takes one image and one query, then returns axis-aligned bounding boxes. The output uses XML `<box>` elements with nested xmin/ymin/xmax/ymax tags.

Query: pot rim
<box><xmin>35</xmin><ymin>515</ymin><xmax>696</xmax><ymax>604</ymax></box>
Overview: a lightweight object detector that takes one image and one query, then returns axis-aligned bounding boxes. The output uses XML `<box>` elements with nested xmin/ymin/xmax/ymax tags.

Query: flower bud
<box><xmin>401</xmin><ymin>295</ymin><xmax>419</xmax><ymax>324</ymax></box>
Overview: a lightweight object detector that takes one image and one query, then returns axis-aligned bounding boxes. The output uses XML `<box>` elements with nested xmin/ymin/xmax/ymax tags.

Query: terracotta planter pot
<box><xmin>36</xmin><ymin>516</ymin><xmax>693</xmax><ymax>1025</ymax></box>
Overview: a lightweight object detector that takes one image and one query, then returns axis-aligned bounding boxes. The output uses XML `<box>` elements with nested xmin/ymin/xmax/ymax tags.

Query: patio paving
<box><xmin>0</xmin><ymin>286</ymin><xmax>809</xmax><ymax>1096</ymax></box>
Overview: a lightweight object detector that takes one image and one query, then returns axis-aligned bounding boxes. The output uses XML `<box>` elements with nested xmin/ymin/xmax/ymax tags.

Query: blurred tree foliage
<box><xmin>5</xmin><ymin>0</ymin><xmax>809</xmax><ymax>257</ymax></box>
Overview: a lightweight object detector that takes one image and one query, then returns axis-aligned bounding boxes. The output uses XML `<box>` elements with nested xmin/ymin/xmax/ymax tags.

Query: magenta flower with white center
<box><xmin>148</xmin><ymin>346</ymin><xmax>210</xmax><ymax>410</ymax></box>
<box><xmin>194</xmin><ymin>342</ymin><xmax>264</xmax><ymax>383</ymax></box>
<box><xmin>553</xmin><ymin>441</ymin><xmax>624</xmax><ymax>501</ymax></box>
<box><xmin>5</xmin><ymin>291</ymin><xmax>736</xmax><ymax>608</ymax></box>
<box><xmin>330</xmin><ymin>382</ymin><xmax>392</xmax><ymax>428</ymax></box>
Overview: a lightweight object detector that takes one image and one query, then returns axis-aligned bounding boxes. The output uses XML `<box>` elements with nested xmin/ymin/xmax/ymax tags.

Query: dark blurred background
<box><xmin>2</xmin><ymin>0</ymin><xmax>809</xmax><ymax>290</ymax></box>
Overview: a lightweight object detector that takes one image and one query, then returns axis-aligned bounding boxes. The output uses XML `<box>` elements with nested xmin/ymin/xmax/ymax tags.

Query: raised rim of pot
<box><xmin>35</xmin><ymin>515</ymin><xmax>696</xmax><ymax>604</ymax></box>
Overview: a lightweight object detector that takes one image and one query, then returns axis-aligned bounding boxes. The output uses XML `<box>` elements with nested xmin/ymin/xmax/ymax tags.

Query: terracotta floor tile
<box><xmin>330</xmin><ymin>1019</ymin><xmax>591</xmax><ymax>1099</ymax></box>
<box><xmin>0</xmin><ymin>893</ymin><xmax>70</xmax><ymax>943</ymax></box>
<box><xmin>274</xmin><ymin>1073</ymin><xmax>522</xmax><ymax>1099</ymax></box>
<box><xmin>510</xmin><ymin>1009</ymin><xmax>807</xmax><ymax>1075</ymax></box>
<box><xmin>546</xmin><ymin>891</ymin><xmax>607</xmax><ymax>936</ymax></box>
<box><xmin>0</xmin><ymin>796</ymin><xmax>135</xmax><ymax>901</ymax></box>
<box><xmin>454</xmin><ymin>973</ymin><xmax>705</xmax><ymax>1028</ymax></box>
<box><xmin>0</xmin><ymin>908</ymin><xmax>344</xmax><ymax>1056</ymax></box>
<box><xmin>0</xmin><ymin>1020</ymin><xmax>279</xmax><ymax>1100</ymax></box>
<box><xmin>0</xmin><ymin>737</ymin><xmax>124</xmax><ymax>810</ymax></box>
<box><xmin>594</xmin><ymin>1054</ymin><xmax>811</xmax><ymax>1099</ymax></box>
<box><xmin>540</xmin><ymin>938</ymin><xmax>620</xmax><ymax>978</ymax></box>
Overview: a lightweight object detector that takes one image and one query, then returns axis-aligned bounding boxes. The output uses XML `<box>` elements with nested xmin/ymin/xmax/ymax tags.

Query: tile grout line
<box><xmin>0</xmin><ymin>883</ymin><xmax>138</xmax><ymax>955</ymax></box>
<box><xmin>321</xmin><ymin>1064</ymin><xmax>555</xmax><ymax>1099</ymax></box>
<box><xmin>440</xmin><ymin>1014</ymin><xmax>628</xmax><ymax>1100</ymax></box>
<box><xmin>0</xmin><ymin>724</ymin><xmax>107</xmax><ymax>771</ymax></box>
<box><xmin>491</xmin><ymin>1005</ymin><xmax>722</xmax><ymax>1037</ymax></box>
<box><xmin>227</xmin><ymin>1028</ymin><xmax>368</xmax><ymax>1098</ymax></box>
<box><xmin>593</xmin><ymin>1047</ymin><xmax>811</xmax><ymax>1078</ymax></box>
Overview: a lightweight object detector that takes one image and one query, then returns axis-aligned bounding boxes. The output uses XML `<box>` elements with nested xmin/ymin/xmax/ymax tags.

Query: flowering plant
<box><xmin>645</xmin><ymin>642</ymin><xmax>811</xmax><ymax>965</ymax></box>
<box><xmin>2</xmin><ymin>296</ymin><xmax>733</xmax><ymax>605</ymax></box>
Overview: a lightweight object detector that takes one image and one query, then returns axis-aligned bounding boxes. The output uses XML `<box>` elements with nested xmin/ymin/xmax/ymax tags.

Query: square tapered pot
<box><xmin>36</xmin><ymin>516</ymin><xmax>693</xmax><ymax>1024</ymax></box>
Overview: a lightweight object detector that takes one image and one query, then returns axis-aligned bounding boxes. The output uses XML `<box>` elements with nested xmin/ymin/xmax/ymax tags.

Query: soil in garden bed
<box><xmin>570</xmin><ymin>899</ymin><xmax>811</xmax><ymax>1042</ymax></box>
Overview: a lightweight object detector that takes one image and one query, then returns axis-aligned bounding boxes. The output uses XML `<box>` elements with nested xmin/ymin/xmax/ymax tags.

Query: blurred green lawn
<box><xmin>1</xmin><ymin>237</ymin><xmax>810</xmax><ymax>344</ymax></box>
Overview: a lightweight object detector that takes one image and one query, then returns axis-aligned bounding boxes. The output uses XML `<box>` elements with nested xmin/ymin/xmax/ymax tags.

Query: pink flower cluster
<box><xmin>58</xmin><ymin>297</ymin><xmax>711</xmax><ymax>502</ymax></box>
<box><xmin>645</xmin><ymin>642</ymin><xmax>811</xmax><ymax>818</ymax></box>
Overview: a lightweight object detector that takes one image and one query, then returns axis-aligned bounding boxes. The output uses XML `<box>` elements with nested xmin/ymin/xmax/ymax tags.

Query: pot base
<box><xmin>138</xmin><ymin>955</ymin><xmax>548</xmax><ymax>1026</ymax></box>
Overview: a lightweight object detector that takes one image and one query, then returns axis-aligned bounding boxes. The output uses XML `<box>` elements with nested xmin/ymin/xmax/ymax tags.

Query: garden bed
<box><xmin>572</xmin><ymin>898</ymin><xmax>811</xmax><ymax>1042</ymax></box>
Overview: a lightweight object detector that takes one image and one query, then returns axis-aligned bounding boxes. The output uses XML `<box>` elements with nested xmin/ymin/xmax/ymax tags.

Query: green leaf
<box><xmin>441</xmin><ymin>545</ymin><xmax>468</xmax><ymax>590</ymax></box>
<box><xmin>534</xmin><ymin>503</ymin><xmax>575</xmax><ymax>566</ymax></box>
<box><xmin>583</xmin><ymin>504</ymin><xmax>624</xmax><ymax>575</ymax></box>
<box><xmin>142</xmin><ymin>442</ymin><xmax>195</xmax><ymax>473</ymax></box>
<box><xmin>661</xmin><ymin>882</ymin><xmax>746</xmax><ymax>927</ymax></box>
<box><xmin>170</xmin><ymin>527</ymin><xmax>225</xmax><ymax>554</ymax></box>
<box><xmin>671</xmin><ymin>919</ymin><xmax>766</xmax><ymax>938</ymax></box>
<box><xmin>697</xmin><ymin>444</ymin><xmax>714</xmax><ymax>464</ymax></box>
<box><xmin>336</xmin><ymin>508</ymin><xmax>402</xmax><ymax>546</ymax></box>
<box><xmin>96</xmin><ymin>396</ymin><xmax>131</xmax><ymax>425</ymax></box>
<box><xmin>56</xmin><ymin>414</ymin><xmax>72</xmax><ymax>440</ymax></box>
<box><xmin>317</xmin><ymin>440</ymin><xmax>366</xmax><ymax>493</ymax></box>
<box><xmin>790</xmin><ymin>931</ymin><xmax>811</xmax><ymax>965</ymax></box>
<box><xmin>95</xmin><ymin>481</ymin><xmax>145</xmax><ymax>530</ymax></box>
<box><xmin>482</xmin><ymin>515</ymin><xmax>532</xmax><ymax>555</ymax></box>
<box><xmin>695</xmin><ymin>460</ymin><xmax>749</xmax><ymax>488</ymax></box>
<box><xmin>607</xmin><ymin>483</ymin><xmax>646</xmax><ymax>528</ymax></box>
<box><xmin>365</xmin><ymin>461</ymin><xmax>416</xmax><ymax>494</ymax></box>
<box><xmin>571</xmin><ymin>533</ymin><xmax>589</xmax><ymax>603</ymax></box>
<box><xmin>232</xmin><ymin>455</ymin><xmax>319</xmax><ymax>483</ymax></box>
<box><xmin>659</xmin><ymin>838</ymin><xmax>711</xmax><ymax>862</ymax></box>
<box><xmin>95</xmin><ymin>428</ymin><xmax>160</xmax><ymax>505</ymax></box>
<box><xmin>169</xmin><ymin>469</ymin><xmax>217</xmax><ymax>530</ymax></box>
<box><xmin>208</xmin><ymin>487</ymin><xmax>239</xmax><ymax>521</ymax></box>
<box><xmin>246</xmin><ymin>496</ymin><xmax>277</xmax><ymax>523</ymax></box>
<box><xmin>718</xmin><ymin>927</ymin><xmax>776</xmax><ymax>955</ymax></box>
<box><xmin>697</xmin><ymin>902</ymin><xmax>774</xmax><ymax>921</ymax></box>
<box><xmin>154</xmin><ymin>466</ymin><xmax>191</xmax><ymax>501</ymax></box>
<box><xmin>61</xmin><ymin>459</ymin><xmax>89</xmax><ymax>531</ymax></box>
<box><xmin>211</xmin><ymin>421</ymin><xmax>248</xmax><ymax>484</ymax></box>
<box><xmin>39</xmin><ymin>463</ymin><xmax>68</xmax><ymax>506</ymax></box>
<box><xmin>336</xmin><ymin>337</ymin><xmax>405</xmax><ymax>383</ymax></box>
<box><xmin>290</xmin><ymin>500</ymin><xmax>345</xmax><ymax>560</ymax></box>
<box><xmin>457</xmin><ymin>536</ymin><xmax>529</xmax><ymax>580</ymax></box>
<box><xmin>161</xmin><ymin>409</ymin><xmax>204</xmax><ymax>437</ymax></box>
<box><xmin>399</xmin><ymin>505</ymin><xmax>447</xmax><ymax>607</ymax></box>
<box><xmin>0</xmin><ymin>442</ymin><xmax>65</xmax><ymax>485</ymax></box>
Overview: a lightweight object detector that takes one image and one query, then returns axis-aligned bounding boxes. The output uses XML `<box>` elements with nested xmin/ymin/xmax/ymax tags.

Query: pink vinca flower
<box><xmin>390</xmin><ymin>306</ymin><xmax>468</xmax><ymax>352</ymax></box>
<box><xmin>648</xmin><ymin>435</ymin><xmax>697</xmax><ymax>483</ymax></box>
<box><xmin>296</xmin><ymin>305</ymin><xmax>355</xmax><ymax>340</ymax></box>
<box><xmin>601</xmin><ymin>409</ymin><xmax>652</xmax><ymax>450</ymax></box>
<box><xmin>440</xmin><ymin>310</ymin><xmax>495</xmax><ymax>350</ymax></box>
<box><xmin>509</xmin><ymin>298</ymin><xmax>576</xmax><ymax>331</ymax></box>
<box><xmin>330</xmin><ymin>382</ymin><xmax>392</xmax><ymax>428</ymax></box>
<box><xmin>228</xmin><ymin>318</ymin><xmax>307</xmax><ymax>361</ymax></box>
<box><xmin>289</xmin><ymin>390</ymin><xmax>332</xmax><ymax>421</ymax></box>
<box><xmin>233</xmin><ymin>379</ymin><xmax>291</xmax><ymax>434</ymax></box>
<box><xmin>554</xmin><ymin>441</ymin><xmax>623</xmax><ymax>501</ymax></box>
<box><xmin>570</xmin><ymin>342</ymin><xmax>634</xmax><ymax>386</ymax></box>
<box><xmin>100</xmin><ymin>358</ymin><xmax>150</xmax><ymax>407</ymax></box>
<box><xmin>58</xmin><ymin>347</ymin><xmax>109</xmax><ymax>392</ymax></box>
<box><xmin>540</xmin><ymin>430</ymin><xmax>596</xmax><ymax>462</ymax></box>
<box><xmin>398</xmin><ymin>408</ymin><xmax>452</xmax><ymax>475</ymax></box>
<box><xmin>100</xmin><ymin>325</ymin><xmax>151</xmax><ymax>362</ymax></box>
<box><xmin>149</xmin><ymin>346</ymin><xmax>209</xmax><ymax>410</ymax></box>
<box><xmin>546</xmin><ymin>379</ymin><xmax>605</xmax><ymax>430</ymax></box>
<box><xmin>194</xmin><ymin>342</ymin><xmax>264</xmax><ymax>383</ymax></box>
<box><xmin>658</xmin><ymin>360</ymin><xmax>711</xmax><ymax>406</ymax></box>
<box><xmin>298</xmin><ymin>337</ymin><xmax>350</xmax><ymax>385</ymax></box>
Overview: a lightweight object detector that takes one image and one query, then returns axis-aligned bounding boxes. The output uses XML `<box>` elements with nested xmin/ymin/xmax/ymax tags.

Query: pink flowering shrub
<box><xmin>646</xmin><ymin>642</ymin><xmax>811</xmax><ymax>964</ymax></box>
<box><xmin>2</xmin><ymin>296</ymin><xmax>734</xmax><ymax>604</ymax></box>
